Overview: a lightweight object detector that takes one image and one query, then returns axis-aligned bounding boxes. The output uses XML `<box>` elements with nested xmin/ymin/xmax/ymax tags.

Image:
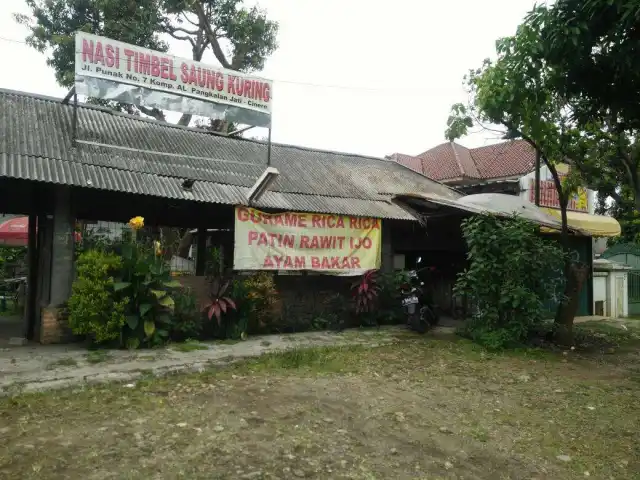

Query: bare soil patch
<box><xmin>1</xmin><ymin>332</ymin><xmax>639</xmax><ymax>479</ymax></box>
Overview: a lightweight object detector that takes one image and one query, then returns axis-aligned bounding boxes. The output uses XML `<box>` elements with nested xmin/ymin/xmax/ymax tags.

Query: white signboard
<box><xmin>74</xmin><ymin>32</ymin><xmax>272</xmax><ymax>126</ymax></box>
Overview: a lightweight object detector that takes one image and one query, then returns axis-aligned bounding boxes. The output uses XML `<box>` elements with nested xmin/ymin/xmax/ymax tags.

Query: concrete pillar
<box><xmin>380</xmin><ymin>220</ymin><xmax>393</xmax><ymax>273</ymax></box>
<box><xmin>49</xmin><ymin>187</ymin><xmax>75</xmax><ymax>306</ymax></box>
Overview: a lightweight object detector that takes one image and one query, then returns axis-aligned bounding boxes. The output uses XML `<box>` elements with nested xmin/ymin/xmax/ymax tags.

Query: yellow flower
<box><xmin>154</xmin><ymin>240</ymin><xmax>162</xmax><ymax>257</ymax></box>
<box><xmin>128</xmin><ymin>216</ymin><xmax>144</xmax><ymax>230</ymax></box>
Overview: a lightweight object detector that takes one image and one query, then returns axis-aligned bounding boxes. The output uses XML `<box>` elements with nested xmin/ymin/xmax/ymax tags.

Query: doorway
<box><xmin>0</xmin><ymin>213</ymin><xmax>29</xmax><ymax>344</ymax></box>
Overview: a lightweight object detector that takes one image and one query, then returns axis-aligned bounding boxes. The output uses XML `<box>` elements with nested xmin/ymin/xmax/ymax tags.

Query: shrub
<box><xmin>455</xmin><ymin>214</ymin><xmax>565</xmax><ymax>350</ymax></box>
<box><xmin>67</xmin><ymin>250</ymin><xmax>128</xmax><ymax>344</ymax></box>
<box><xmin>375</xmin><ymin>270</ymin><xmax>408</xmax><ymax>325</ymax></box>
<box><xmin>0</xmin><ymin>246</ymin><xmax>27</xmax><ymax>279</ymax></box>
<box><xmin>113</xmin><ymin>240</ymin><xmax>183</xmax><ymax>349</ymax></box>
<box><xmin>243</xmin><ymin>272</ymin><xmax>278</xmax><ymax>331</ymax></box>
<box><xmin>170</xmin><ymin>287</ymin><xmax>204</xmax><ymax>341</ymax></box>
<box><xmin>310</xmin><ymin>292</ymin><xmax>350</xmax><ymax>331</ymax></box>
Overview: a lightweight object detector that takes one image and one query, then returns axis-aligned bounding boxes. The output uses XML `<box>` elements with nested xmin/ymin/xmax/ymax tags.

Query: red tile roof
<box><xmin>392</xmin><ymin>139</ymin><xmax>536</xmax><ymax>183</ymax></box>
<box><xmin>471</xmin><ymin>140</ymin><xmax>536</xmax><ymax>179</ymax></box>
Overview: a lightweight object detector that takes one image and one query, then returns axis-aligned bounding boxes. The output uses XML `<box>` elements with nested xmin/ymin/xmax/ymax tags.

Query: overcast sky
<box><xmin>1</xmin><ymin>0</ymin><xmax>536</xmax><ymax>157</ymax></box>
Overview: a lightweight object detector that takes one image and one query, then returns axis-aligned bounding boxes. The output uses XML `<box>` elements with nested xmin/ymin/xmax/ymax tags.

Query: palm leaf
<box><xmin>222</xmin><ymin>297</ymin><xmax>237</xmax><ymax>310</ymax></box>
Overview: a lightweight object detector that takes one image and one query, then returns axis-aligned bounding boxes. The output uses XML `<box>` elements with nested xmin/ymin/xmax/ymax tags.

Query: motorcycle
<box><xmin>399</xmin><ymin>258</ymin><xmax>439</xmax><ymax>333</ymax></box>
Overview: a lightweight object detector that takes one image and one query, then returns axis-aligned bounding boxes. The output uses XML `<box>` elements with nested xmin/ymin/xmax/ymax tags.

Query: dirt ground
<box><xmin>1</xmin><ymin>326</ymin><xmax>639</xmax><ymax>479</ymax></box>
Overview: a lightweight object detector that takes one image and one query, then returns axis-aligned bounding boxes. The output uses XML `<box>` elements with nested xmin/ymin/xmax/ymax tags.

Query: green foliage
<box><xmin>525</xmin><ymin>1</ymin><xmax>640</xmax><ymax>214</ymax></box>
<box><xmin>0</xmin><ymin>246</ymin><xmax>27</xmax><ymax>279</ymax></box>
<box><xmin>443</xmin><ymin>15</ymin><xmax>592</xmax><ymax>218</ymax></box>
<box><xmin>597</xmin><ymin>186</ymin><xmax>640</xmax><ymax>246</ymax></box>
<box><xmin>528</xmin><ymin>0</ymin><xmax>640</xmax><ymax>131</ymax></box>
<box><xmin>375</xmin><ymin>271</ymin><xmax>409</xmax><ymax>325</ymax></box>
<box><xmin>242</xmin><ymin>271</ymin><xmax>278</xmax><ymax>331</ymax></box>
<box><xmin>205</xmin><ymin>247</ymin><xmax>223</xmax><ymax>278</ymax></box>
<box><xmin>444</xmin><ymin>13</ymin><xmax>595</xmax><ymax>331</ymax></box>
<box><xmin>114</xmin><ymin>242</ymin><xmax>182</xmax><ymax>348</ymax></box>
<box><xmin>170</xmin><ymin>287</ymin><xmax>204</xmax><ymax>341</ymax></box>
<box><xmin>67</xmin><ymin>250</ymin><xmax>128</xmax><ymax>344</ymax></box>
<box><xmin>15</xmin><ymin>0</ymin><xmax>166</xmax><ymax>88</ymax></box>
<box><xmin>455</xmin><ymin>215</ymin><xmax>566</xmax><ymax>350</ymax></box>
<box><xmin>75</xmin><ymin>223</ymin><xmax>121</xmax><ymax>254</ymax></box>
<box><xmin>311</xmin><ymin>293</ymin><xmax>350</xmax><ymax>331</ymax></box>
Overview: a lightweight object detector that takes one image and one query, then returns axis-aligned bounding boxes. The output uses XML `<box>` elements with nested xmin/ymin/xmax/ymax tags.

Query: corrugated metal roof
<box><xmin>0</xmin><ymin>89</ymin><xmax>461</xmax><ymax>219</ymax></box>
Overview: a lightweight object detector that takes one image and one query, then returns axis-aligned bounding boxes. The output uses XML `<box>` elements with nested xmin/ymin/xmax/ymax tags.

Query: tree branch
<box><xmin>177</xmin><ymin>114</ymin><xmax>192</xmax><ymax>127</ymax></box>
<box><xmin>163</xmin><ymin>21</ymin><xmax>197</xmax><ymax>47</ymax></box>
<box><xmin>138</xmin><ymin>105</ymin><xmax>165</xmax><ymax>122</ymax></box>
<box><xmin>598</xmin><ymin>120</ymin><xmax>638</xmax><ymax>196</ymax></box>
<box><xmin>181</xmin><ymin>11</ymin><xmax>199</xmax><ymax>28</ymax></box>
<box><xmin>192</xmin><ymin>1</ymin><xmax>232</xmax><ymax>69</ymax></box>
<box><xmin>197</xmin><ymin>39</ymin><xmax>210</xmax><ymax>59</ymax></box>
<box><xmin>231</xmin><ymin>46</ymin><xmax>247</xmax><ymax>71</ymax></box>
<box><xmin>168</xmin><ymin>24</ymin><xmax>200</xmax><ymax>36</ymax></box>
<box><xmin>167</xmin><ymin>30</ymin><xmax>196</xmax><ymax>45</ymax></box>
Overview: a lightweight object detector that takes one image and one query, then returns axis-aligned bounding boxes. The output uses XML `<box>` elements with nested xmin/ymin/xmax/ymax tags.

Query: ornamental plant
<box><xmin>128</xmin><ymin>216</ymin><xmax>144</xmax><ymax>230</ymax></box>
<box><xmin>67</xmin><ymin>249</ymin><xmax>128</xmax><ymax>344</ymax></box>
<box><xmin>205</xmin><ymin>278</ymin><xmax>237</xmax><ymax>325</ymax></box>
<box><xmin>113</xmin><ymin>216</ymin><xmax>183</xmax><ymax>348</ymax></box>
<box><xmin>351</xmin><ymin>269</ymin><xmax>381</xmax><ymax>314</ymax></box>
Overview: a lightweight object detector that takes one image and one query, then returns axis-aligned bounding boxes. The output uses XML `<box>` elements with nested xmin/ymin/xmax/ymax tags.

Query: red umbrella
<box><xmin>0</xmin><ymin>218</ymin><xmax>83</xmax><ymax>247</ymax></box>
<box><xmin>0</xmin><ymin>217</ymin><xmax>30</xmax><ymax>247</ymax></box>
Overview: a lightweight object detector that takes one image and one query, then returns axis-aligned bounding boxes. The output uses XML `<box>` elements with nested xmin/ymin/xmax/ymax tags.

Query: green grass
<box><xmin>1</xmin><ymin>324</ymin><xmax>639</xmax><ymax>479</ymax></box>
<box><xmin>574</xmin><ymin>319</ymin><xmax>640</xmax><ymax>351</ymax></box>
<box><xmin>233</xmin><ymin>345</ymin><xmax>368</xmax><ymax>374</ymax></box>
<box><xmin>213</xmin><ymin>338</ymin><xmax>242</xmax><ymax>345</ymax></box>
<box><xmin>85</xmin><ymin>350</ymin><xmax>112</xmax><ymax>364</ymax></box>
<box><xmin>170</xmin><ymin>340</ymin><xmax>210</xmax><ymax>352</ymax></box>
<box><xmin>45</xmin><ymin>357</ymin><xmax>78</xmax><ymax>370</ymax></box>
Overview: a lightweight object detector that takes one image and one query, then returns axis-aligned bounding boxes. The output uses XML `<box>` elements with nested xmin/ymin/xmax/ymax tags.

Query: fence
<box><xmin>75</xmin><ymin>219</ymin><xmax>197</xmax><ymax>275</ymax></box>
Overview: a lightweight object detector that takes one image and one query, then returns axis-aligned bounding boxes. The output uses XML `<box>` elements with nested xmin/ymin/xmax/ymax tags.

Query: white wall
<box><xmin>593</xmin><ymin>270</ymin><xmax>629</xmax><ymax>318</ymax></box>
<box><xmin>593</xmin><ymin>274</ymin><xmax>607</xmax><ymax>314</ymax></box>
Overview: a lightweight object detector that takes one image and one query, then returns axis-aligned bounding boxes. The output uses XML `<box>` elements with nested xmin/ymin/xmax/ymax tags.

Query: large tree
<box><xmin>445</xmin><ymin>16</ymin><xmax>592</xmax><ymax>344</ymax></box>
<box><xmin>16</xmin><ymin>0</ymin><xmax>278</xmax><ymax>260</ymax></box>
<box><xmin>526</xmin><ymin>0</ymin><xmax>640</xmax><ymax>213</ymax></box>
<box><xmin>16</xmin><ymin>0</ymin><xmax>278</xmax><ymax>128</ymax></box>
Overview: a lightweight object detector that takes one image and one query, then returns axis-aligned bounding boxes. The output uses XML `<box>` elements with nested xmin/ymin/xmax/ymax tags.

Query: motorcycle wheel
<box><xmin>429</xmin><ymin>306</ymin><xmax>440</xmax><ymax>326</ymax></box>
<box><xmin>421</xmin><ymin>305</ymin><xmax>439</xmax><ymax>327</ymax></box>
<box><xmin>409</xmin><ymin>312</ymin><xmax>428</xmax><ymax>334</ymax></box>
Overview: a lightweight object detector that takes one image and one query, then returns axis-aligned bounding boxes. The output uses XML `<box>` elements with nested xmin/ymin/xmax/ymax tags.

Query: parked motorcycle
<box><xmin>399</xmin><ymin>258</ymin><xmax>439</xmax><ymax>333</ymax></box>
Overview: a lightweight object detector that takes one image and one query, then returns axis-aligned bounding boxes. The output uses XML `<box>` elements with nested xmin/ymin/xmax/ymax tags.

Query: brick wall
<box><xmin>273</xmin><ymin>275</ymin><xmax>352</xmax><ymax>331</ymax></box>
<box><xmin>39</xmin><ymin>306</ymin><xmax>75</xmax><ymax>344</ymax></box>
<box><xmin>176</xmin><ymin>273</ymin><xmax>353</xmax><ymax>333</ymax></box>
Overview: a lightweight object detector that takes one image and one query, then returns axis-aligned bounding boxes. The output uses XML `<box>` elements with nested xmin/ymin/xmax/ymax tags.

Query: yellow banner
<box><xmin>233</xmin><ymin>207</ymin><xmax>381</xmax><ymax>274</ymax></box>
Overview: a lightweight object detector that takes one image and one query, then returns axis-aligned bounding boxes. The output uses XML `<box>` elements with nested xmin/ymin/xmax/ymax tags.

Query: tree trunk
<box><xmin>176</xmin><ymin>231</ymin><xmax>194</xmax><ymax>258</ymax></box>
<box><xmin>554</xmin><ymin>262</ymin><xmax>588</xmax><ymax>345</ymax></box>
<box><xmin>178</xmin><ymin>114</ymin><xmax>192</xmax><ymax>127</ymax></box>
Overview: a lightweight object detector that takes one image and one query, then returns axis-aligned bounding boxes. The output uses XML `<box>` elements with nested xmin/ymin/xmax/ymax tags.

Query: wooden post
<box><xmin>195</xmin><ymin>227</ymin><xmax>207</xmax><ymax>276</ymax></box>
<box><xmin>25</xmin><ymin>213</ymin><xmax>38</xmax><ymax>339</ymax></box>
